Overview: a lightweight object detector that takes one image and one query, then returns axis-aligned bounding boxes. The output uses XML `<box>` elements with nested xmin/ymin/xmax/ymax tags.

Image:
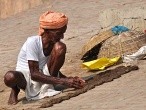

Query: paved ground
<box><xmin>46</xmin><ymin>60</ymin><xmax>146</xmax><ymax>110</ymax></box>
<box><xmin>0</xmin><ymin>0</ymin><xmax>146</xmax><ymax>110</ymax></box>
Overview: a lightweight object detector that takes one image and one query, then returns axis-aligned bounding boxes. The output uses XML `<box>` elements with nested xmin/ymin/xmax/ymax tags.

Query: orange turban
<box><xmin>39</xmin><ymin>11</ymin><xmax>68</xmax><ymax>35</ymax></box>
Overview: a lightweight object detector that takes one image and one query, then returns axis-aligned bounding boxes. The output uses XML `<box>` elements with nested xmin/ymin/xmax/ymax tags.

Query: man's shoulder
<box><xmin>26</xmin><ymin>35</ymin><xmax>41</xmax><ymax>46</ymax></box>
<box><xmin>26</xmin><ymin>35</ymin><xmax>41</xmax><ymax>43</ymax></box>
<box><xmin>27</xmin><ymin>35</ymin><xmax>40</xmax><ymax>40</ymax></box>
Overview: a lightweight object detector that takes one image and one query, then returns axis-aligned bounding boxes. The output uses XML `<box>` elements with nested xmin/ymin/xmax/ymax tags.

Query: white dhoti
<box><xmin>16</xmin><ymin>64</ymin><xmax>61</xmax><ymax>101</ymax></box>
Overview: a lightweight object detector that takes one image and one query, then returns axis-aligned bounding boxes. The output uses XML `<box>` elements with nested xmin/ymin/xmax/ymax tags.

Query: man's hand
<box><xmin>64</xmin><ymin>76</ymin><xmax>86</xmax><ymax>89</ymax></box>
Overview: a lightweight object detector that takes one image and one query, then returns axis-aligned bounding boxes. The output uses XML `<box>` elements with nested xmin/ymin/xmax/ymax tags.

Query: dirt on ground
<box><xmin>0</xmin><ymin>0</ymin><xmax>146</xmax><ymax>110</ymax></box>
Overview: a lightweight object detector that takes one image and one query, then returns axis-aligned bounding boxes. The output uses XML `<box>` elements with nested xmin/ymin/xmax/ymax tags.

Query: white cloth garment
<box><xmin>16</xmin><ymin>35</ymin><xmax>49</xmax><ymax>70</ymax></box>
<box><xmin>16</xmin><ymin>36</ymin><xmax>61</xmax><ymax>100</ymax></box>
<box><xmin>123</xmin><ymin>46</ymin><xmax>146</xmax><ymax>63</ymax></box>
<box><xmin>16</xmin><ymin>64</ymin><xmax>61</xmax><ymax>101</ymax></box>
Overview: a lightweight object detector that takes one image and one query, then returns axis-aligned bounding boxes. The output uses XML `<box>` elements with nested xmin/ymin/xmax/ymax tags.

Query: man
<box><xmin>4</xmin><ymin>11</ymin><xmax>85</xmax><ymax>105</ymax></box>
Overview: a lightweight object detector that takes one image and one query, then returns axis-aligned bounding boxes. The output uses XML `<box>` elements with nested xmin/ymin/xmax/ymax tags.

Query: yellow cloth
<box><xmin>82</xmin><ymin>57</ymin><xmax>120</xmax><ymax>70</ymax></box>
<box><xmin>39</xmin><ymin>11</ymin><xmax>68</xmax><ymax>35</ymax></box>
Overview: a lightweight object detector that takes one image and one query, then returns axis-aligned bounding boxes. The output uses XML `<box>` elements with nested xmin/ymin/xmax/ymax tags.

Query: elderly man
<box><xmin>4</xmin><ymin>11</ymin><xmax>85</xmax><ymax>105</ymax></box>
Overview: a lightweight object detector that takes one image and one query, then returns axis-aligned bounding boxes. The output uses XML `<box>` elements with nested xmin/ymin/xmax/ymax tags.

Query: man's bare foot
<box><xmin>8</xmin><ymin>87</ymin><xmax>20</xmax><ymax>105</ymax></box>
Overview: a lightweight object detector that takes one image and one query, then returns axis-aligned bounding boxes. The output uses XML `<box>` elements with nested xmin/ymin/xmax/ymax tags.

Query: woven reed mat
<box><xmin>81</xmin><ymin>29</ymin><xmax>114</xmax><ymax>60</ymax></box>
<box><xmin>40</xmin><ymin>65</ymin><xmax>138</xmax><ymax>108</ymax></box>
<box><xmin>98</xmin><ymin>31</ymin><xmax>146</xmax><ymax>58</ymax></box>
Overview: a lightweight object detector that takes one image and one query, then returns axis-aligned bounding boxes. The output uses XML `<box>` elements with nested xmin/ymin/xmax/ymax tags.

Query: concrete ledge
<box><xmin>0</xmin><ymin>0</ymin><xmax>43</xmax><ymax>19</ymax></box>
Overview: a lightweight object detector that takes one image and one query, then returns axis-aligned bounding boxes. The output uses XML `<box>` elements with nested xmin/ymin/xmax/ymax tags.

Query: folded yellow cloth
<box><xmin>82</xmin><ymin>57</ymin><xmax>120</xmax><ymax>70</ymax></box>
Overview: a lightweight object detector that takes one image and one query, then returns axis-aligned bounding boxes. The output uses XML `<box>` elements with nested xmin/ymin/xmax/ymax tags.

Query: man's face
<box><xmin>46</xmin><ymin>25</ymin><xmax>67</xmax><ymax>43</ymax></box>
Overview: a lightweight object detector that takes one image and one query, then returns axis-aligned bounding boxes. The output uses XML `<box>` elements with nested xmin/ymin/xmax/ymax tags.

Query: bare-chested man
<box><xmin>4</xmin><ymin>11</ymin><xmax>85</xmax><ymax>105</ymax></box>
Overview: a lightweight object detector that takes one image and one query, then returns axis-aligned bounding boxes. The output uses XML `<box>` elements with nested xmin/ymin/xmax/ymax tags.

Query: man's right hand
<box><xmin>64</xmin><ymin>76</ymin><xmax>86</xmax><ymax>89</ymax></box>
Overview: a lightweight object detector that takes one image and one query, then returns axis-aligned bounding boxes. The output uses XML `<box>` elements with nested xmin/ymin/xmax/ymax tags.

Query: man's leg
<box><xmin>4</xmin><ymin>71</ymin><xmax>26</xmax><ymax>105</ymax></box>
<box><xmin>47</xmin><ymin>41</ymin><xmax>66</xmax><ymax>77</ymax></box>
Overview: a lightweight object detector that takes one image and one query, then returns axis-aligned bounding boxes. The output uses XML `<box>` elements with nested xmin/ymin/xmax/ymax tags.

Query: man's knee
<box><xmin>54</xmin><ymin>42</ymin><xmax>66</xmax><ymax>55</ymax></box>
<box><xmin>4</xmin><ymin>71</ymin><xmax>18</xmax><ymax>87</ymax></box>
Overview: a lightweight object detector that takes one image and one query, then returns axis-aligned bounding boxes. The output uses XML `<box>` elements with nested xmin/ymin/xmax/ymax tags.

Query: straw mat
<box><xmin>81</xmin><ymin>29</ymin><xmax>114</xmax><ymax>58</ymax></box>
<box><xmin>98</xmin><ymin>31</ymin><xmax>146</xmax><ymax>58</ymax></box>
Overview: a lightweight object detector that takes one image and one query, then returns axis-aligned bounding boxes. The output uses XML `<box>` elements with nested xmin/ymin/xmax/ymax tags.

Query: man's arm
<box><xmin>28</xmin><ymin>60</ymin><xmax>85</xmax><ymax>88</ymax></box>
<box><xmin>58</xmin><ymin>71</ymin><xmax>67</xmax><ymax>78</ymax></box>
<box><xmin>28</xmin><ymin>60</ymin><xmax>65</xmax><ymax>85</ymax></box>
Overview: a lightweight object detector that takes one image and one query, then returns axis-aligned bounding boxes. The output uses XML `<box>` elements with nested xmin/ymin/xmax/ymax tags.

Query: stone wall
<box><xmin>98</xmin><ymin>6</ymin><xmax>146</xmax><ymax>32</ymax></box>
<box><xmin>0</xmin><ymin>0</ymin><xmax>43</xmax><ymax>19</ymax></box>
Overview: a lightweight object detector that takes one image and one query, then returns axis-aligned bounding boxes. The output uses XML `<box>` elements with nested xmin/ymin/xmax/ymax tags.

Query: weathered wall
<box><xmin>0</xmin><ymin>0</ymin><xmax>43</xmax><ymax>19</ymax></box>
<box><xmin>98</xmin><ymin>6</ymin><xmax>146</xmax><ymax>32</ymax></box>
